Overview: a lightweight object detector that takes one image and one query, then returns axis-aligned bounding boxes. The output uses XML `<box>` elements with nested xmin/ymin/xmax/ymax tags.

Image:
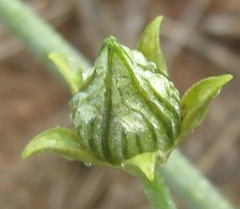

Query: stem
<box><xmin>140</xmin><ymin>171</ymin><xmax>177</xmax><ymax>209</ymax></box>
<box><xmin>0</xmin><ymin>0</ymin><xmax>90</xmax><ymax>76</ymax></box>
<box><xmin>0</xmin><ymin>1</ymin><xmax>235</xmax><ymax>209</ymax></box>
<box><xmin>160</xmin><ymin>150</ymin><xmax>235</xmax><ymax>209</ymax></box>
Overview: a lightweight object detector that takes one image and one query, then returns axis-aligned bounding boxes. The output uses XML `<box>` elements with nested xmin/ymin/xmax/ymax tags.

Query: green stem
<box><xmin>0</xmin><ymin>1</ymin><xmax>235</xmax><ymax>209</ymax></box>
<box><xmin>160</xmin><ymin>150</ymin><xmax>235</xmax><ymax>209</ymax></box>
<box><xmin>0</xmin><ymin>0</ymin><xmax>90</xmax><ymax>76</ymax></box>
<box><xmin>140</xmin><ymin>171</ymin><xmax>177</xmax><ymax>209</ymax></box>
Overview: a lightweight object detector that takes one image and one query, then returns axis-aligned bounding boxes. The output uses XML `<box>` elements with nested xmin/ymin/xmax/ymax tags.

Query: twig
<box><xmin>0</xmin><ymin>0</ymin><xmax>90</xmax><ymax>77</ymax></box>
<box><xmin>161</xmin><ymin>150</ymin><xmax>235</xmax><ymax>209</ymax></box>
<box><xmin>140</xmin><ymin>171</ymin><xmax>177</xmax><ymax>209</ymax></box>
<box><xmin>0</xmin><ymin>0</ymin><xmax>74</xmax><ymax>61</ymax></box>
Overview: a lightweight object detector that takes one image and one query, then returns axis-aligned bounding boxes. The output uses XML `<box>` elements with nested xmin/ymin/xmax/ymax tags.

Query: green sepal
<box><xmin>137</xmin><ymin>16</ymin><xmax>168</xmax><ymax>76</ymax></box>
<box><xmin>49</xmin><ymin>53</ymin><xmax>83</xmax><ymax>94</ymax></box>
<box><xmin>22</xmin><ymin>127</ymin><xmax>107</xmax><ymax>166</ymax></box>
<box><xmin>179</xmin><ymin>74</ymin><xmax>233</xmax><ymax>139</ymax></box>
<box><xmin>121</xmin><ymin>152</ymin><xmax>157</xmax><ymax>181</ymax></box>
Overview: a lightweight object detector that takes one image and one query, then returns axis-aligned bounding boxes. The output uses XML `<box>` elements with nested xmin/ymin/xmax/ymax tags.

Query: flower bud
<box><xmin>70</xmin><ymin>37</ymin><xmax>181</xmax><ymax>165</ymax></box>
<box><xmin>22</xmin><ymin>16</ymin><xmax>232</xmax><ymax>181</ymax></box>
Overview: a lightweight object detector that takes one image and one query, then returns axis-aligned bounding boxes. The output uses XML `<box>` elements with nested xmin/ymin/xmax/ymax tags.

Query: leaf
<box><xmin>137</xmin><ymin>16</ymin><xmax>168</xmax><ymax>76</ymax></box>
<box><xmin>22</xmin><ymin>127</ymin><xmax>107</xmax><ymax>166</ymax></box>
<box><xmin>121</xmin><ymin>152</ymin><xmax>157</xmax><ymax>181</ymax></box>
<box><xmin>179</xmin><ymin>74</ymin><xmax>233</xmax><ymax>138</ymax></box>
<box><xmin>49</xmin><ymin>53</ymin><xmax>83</xmax><ymax>94</ymax></box>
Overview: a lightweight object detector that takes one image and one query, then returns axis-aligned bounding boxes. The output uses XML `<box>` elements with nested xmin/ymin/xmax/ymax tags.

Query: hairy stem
<box><xmin>0</xmin><ymin>0</ymin><xmax>235</xmax><ymax>209</ymax></box>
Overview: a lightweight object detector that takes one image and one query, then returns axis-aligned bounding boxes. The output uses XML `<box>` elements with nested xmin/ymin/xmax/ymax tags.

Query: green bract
<box><xmin>22</xmin><ymin>16</ymin><xmax>232</xmax><ymax>181</ymax></box>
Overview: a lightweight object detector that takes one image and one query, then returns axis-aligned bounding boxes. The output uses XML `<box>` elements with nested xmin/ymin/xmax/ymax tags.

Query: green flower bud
<box><xmin>69</xmin><ymin>37</ymin><xmax>181</xmax><ymax>165</ymax></box>
<box><xmin>22</xmin><ymin>16</ymin><xmax>232</xmax><ymax>180</ymax></box>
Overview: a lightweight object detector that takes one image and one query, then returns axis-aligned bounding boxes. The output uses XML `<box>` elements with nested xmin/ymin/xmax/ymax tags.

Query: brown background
<box><xmin>0</xmin><ymin>0</ymin><xmax>240</xmax><ymax>208</ymax></box>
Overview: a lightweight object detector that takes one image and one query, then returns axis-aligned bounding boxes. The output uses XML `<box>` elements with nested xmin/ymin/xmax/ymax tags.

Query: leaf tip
<box><xmin>48</xmin><ymin>53</ymin><xmax>83</xmax><ymax>94</ymax></box>
<box><xmin>221</xmin><ymin>74</ymin><xmax>233</xmax><ymax>83</ymax></box>
<box><xmin>137</xmin><ymin>16</ymin><xmax>167</xmax><ymax>76</ymax></box>
<box><xmin>21</xmin><ymin>149</ymin><xmax>28</xmax><ymax>159</ymax></box>
<box><xmin>179</xmin><ymin>74</ymin><xmax>233</xmax><ymax>139</ymax></box>
<box><xmin>21</xmin><ymin>142</ymin><xmax>38</xmax><ymax>160</ymax></box>
<box><xmin>152</xmin><ymin>15</ymin><xmax>164</xmax><ymax>25</ymax></box>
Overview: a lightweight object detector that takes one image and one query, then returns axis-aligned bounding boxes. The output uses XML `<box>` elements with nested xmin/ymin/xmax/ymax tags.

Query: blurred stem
<box><xmin>140</xmin><ymin>171</ymin><xmax>177</xmax><ymax>209</ymax></box>
<box><xmin>0</xmin><ymin>1</ymin><xmax>235</xmax><ymax>209</ymax></box>
<box><xmin>0</xmin><ymin>0</ymin><xmax>90</xmax><ymax>77</ymax></box>
<box><xmin>160</xmin><ymin>150</ymin><xmax>235</xmax><ymax>209</ymax></box>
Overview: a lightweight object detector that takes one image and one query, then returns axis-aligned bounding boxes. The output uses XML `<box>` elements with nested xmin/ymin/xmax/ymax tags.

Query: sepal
<box><xmin>49</xmin><ymin>53</ymin><xmax>83</xmax><ymax>94</ymax></box>
<box><xmin>121</xmin><ymin>152</ymin><xmax>158</xmax><ymax>181</ymax></box>
<box><xmin>179</xmin><ymin>74</ymin><xmax>233</xmax><ymax>139</ymax></box>
<box><xmin>137</xmin><ymin>16</ymin><xmax>168</xmax><ymax>76</ymax></box>
<box><xmin>22</xmin><ymin>127</ymin><xmax>107</xmax><ymax>166</ymax></box>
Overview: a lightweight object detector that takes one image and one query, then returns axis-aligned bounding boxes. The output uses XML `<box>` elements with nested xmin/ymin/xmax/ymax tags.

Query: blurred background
<box><xmin>0</xmin><ymin>0</ymin><xmax>240</xmax><ymax>208</ymax></box>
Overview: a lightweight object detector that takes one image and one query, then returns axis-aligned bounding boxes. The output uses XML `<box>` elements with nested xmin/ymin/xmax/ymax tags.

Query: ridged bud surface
<box><xmin>70</xmin><ymin>37</ymin><xmax>181</xmax><ymax>164</ymax></box>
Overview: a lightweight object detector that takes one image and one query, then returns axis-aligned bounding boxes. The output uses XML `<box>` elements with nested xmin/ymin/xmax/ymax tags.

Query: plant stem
<box><xmin>0</xmin><ymin>1</ymin><xmax>235</xmax><ymax>209</ymax></box>
<box><xmin>0</xmin><ymin>0</ymin><xmax>90</xmax><ymax>76</ymax></box>
<box><xmin>140</xmin><ymin>171</ymin><xmax>177</xmax><ymax>209</ymax></box>
<box><xmin>160</xmin><ymin>150</ymin><xmax>235</xmax><ymax>209</ymax></box>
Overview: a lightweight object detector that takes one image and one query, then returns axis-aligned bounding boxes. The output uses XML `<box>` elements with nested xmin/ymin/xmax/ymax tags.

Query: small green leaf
<box><xmin>49</xmin><ymin>53</ymin><xmax>83</xmax><ymax>94</ymax></box>
<box><xmin>121</xmin><ymin>152</ymin><xmax>157</xmax><ymax>181</ymax></box>
<box><xmin>22</xmin><ymin>127</ymin><xmax>107</xmax><ymax>166</ymax></box>
<box><xmin>179</xmin><ymin>74</ymin><xmax>233</xmax><ymax>138</ymax></box>
<box><xmin>137</xmin><ymin>16</ymin><xmax>168</xmax><ymax>76</ymax></box>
